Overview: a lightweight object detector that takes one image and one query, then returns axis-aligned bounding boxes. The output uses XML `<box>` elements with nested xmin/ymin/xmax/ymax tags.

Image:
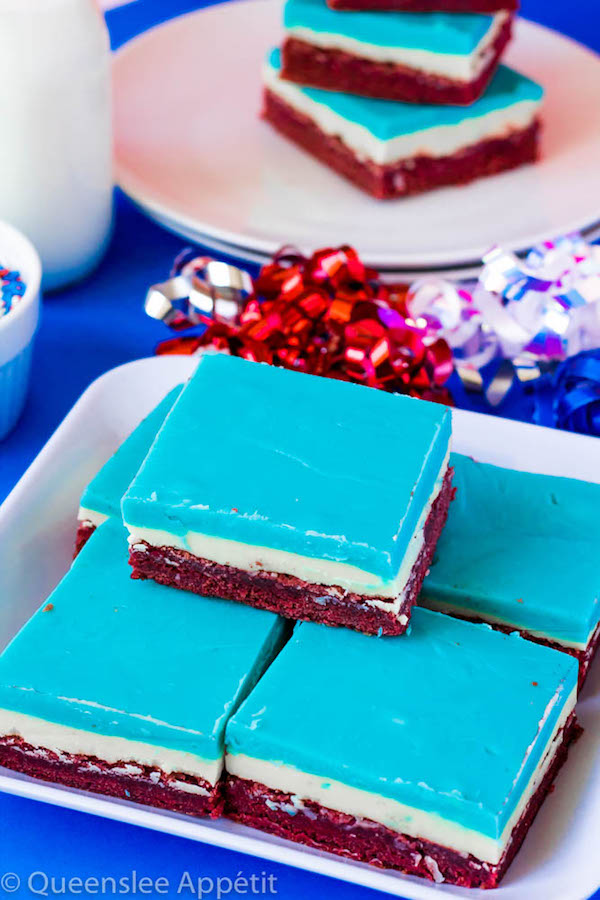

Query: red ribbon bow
<box><xmin>157</xmin><ymin>245</ymin><xmax>454</xmax><ymax>404</ymax></box>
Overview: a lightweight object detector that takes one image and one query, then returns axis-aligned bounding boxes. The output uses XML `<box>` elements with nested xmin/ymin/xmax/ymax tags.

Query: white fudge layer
<box><xmin>285</xmin><ymin>11</ymin><xmax>510</xmax><ymax>81</ymax></box>
<box><xmin>77</xmin><ymin>507</ymin><xmax>109</xmax><ymax>528</ymax></box>
<box><xmin>226</xmin><ymin>686</ymin><xmax>576</xmax><ymax>865</ymax></box>
<box><xmin>124</xmin><ymin>450</ymin><xmax>450</xmax><ymax>613</ymax></box>
<box><xmin>0</xmin><ymin>708</ymin><xmax>222</xmax><ymax>789</ymax></box>
<box><xmin>264</xmin><ymin>60</ymin><xmax>541</xmax><ymax>166</ymax></box>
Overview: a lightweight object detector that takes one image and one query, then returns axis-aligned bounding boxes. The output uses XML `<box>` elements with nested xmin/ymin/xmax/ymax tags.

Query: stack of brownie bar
<box><xmin>0</xmin><ymin>353</ymin><xmax>596</xmax><ymax>889</ymax></box>
<box><xmin>262</xmin><ymin>0</ymin><xmax>544</xmax><ymax>198</ymax></box>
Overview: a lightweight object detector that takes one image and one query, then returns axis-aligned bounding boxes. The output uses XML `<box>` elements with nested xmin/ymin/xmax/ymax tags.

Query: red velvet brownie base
<box><xmin>129</xmin><ymin>467</ymin><xmax>454</xmax><ymax>636</ymax></box>
<box><xmin>0</xmin><ymin>735</ymin><xmax>223</xmax><ymax>818</ymax></box>
<box><xmin>74</xmin><ymin>521</ymin><xmax>96</xmax><ymax>557</ymax></box>
<box><xmin>224</xmin><ymin>713</ymin><xmax>580</xmax><ymax>889</ymax></box>
<box><xmin>281</xmin><ymin>17</ymin><xmax>512</xmax><ymax>105</ymax></box>
<box><xmin>328</xmin><ymin>0</ymin><xmax>517</xmax><ymax>11</ymax></box>
<box><xmin>263</xmin><ymin>91</ymin><xmax>540</xmax><ymax>200</ymax></box>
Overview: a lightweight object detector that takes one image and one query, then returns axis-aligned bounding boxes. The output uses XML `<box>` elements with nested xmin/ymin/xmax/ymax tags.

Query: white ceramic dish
<box><xmin>1</xmin><ymin>355</ymin><xmax>600</xmax><ymax>900</ymax></box>
<box><xmin>0</xmin><ymin>220</ymin><xmax>42</xmax><ymax>440</ymax></box>
<box><xmin>149</xmin><ymin>210</ymin><xmax>600</xmax><ymax>283</ymax></box>
<box><xmin>114</xmin><ymin>2</ymin><xmax>600</xmax><ymax>271</ymax></box>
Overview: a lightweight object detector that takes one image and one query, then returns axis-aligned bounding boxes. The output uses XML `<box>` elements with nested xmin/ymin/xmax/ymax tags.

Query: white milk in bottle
<box><xmin>0</xmin><ymin>0</ymin><xmax>113</xmax><ymax>290</ymax></box>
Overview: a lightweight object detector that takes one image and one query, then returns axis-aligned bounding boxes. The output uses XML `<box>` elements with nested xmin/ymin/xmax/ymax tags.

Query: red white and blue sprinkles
<box><xmin>0</xmin><ymin>267</ymin><xmax>26</xmax><ymax>319</ymax></box>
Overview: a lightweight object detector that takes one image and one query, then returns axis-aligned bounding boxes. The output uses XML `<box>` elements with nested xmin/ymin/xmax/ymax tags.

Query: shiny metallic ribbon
<box><xmin>407</xmin><ymin>233</ymin><xmax>600</xmax><ymax>411</ymax></box>
<box><xmin>146</xmin><ymin>246</ymin><xmax>454</xmax><ymax>403</ymax></box>
<box><xmin>531</xmin><ymin>350</ymin><xmax>600</xmax><ymax>435</ymax></box>
<box><xmin>145</xmin><ymin>250</ymin><xmax>253</xmax><ymax>331</ymax></box>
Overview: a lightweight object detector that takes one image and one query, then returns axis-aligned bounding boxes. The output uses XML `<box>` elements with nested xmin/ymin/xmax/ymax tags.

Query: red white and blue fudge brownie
<box><xmin>122</xmin><ymin>354</ymin><xmax>453</xmax><ymax>636</ymax></box>
<box><xmin>281</xmin><ymin>0</ymin><xmax>514</xmax><ymax>104</ymax></box>
<box><xmin>328</xmin><ymin>0</ymin><xmax>517</xmax><ymax>13</ymax></box>
<box><xmin>263</xmin><ymin>50</ymin><xmax>543</xmax><ymax>199</ymax></box>
<box><xmin>225</xmin><ymin>612</ymin><xmax>580</xmax><ymax>889</ymax></box>
<box><xmin>420</xmin><ymin>454</ymin><xmax>600</xmax><ymax>688</ymax></box>
<box><xmin>0</xmin><ymin>519</ymin><xmax>289</xmax><ymax>816</ymax></box>
<box><xmin>76</xmin><ymin>386</ymin><xmax>182</xmax><ymax>553</ymax></box>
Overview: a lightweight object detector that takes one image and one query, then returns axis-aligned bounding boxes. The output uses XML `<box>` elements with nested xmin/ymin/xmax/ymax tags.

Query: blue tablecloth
<box><xmin>1</xmin><ymin>1</ymin><xmax>598</xmax><ymax>897</ymax></box>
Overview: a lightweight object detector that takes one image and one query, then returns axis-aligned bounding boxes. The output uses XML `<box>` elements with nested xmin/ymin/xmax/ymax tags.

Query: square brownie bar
<box><xmin>123</xmin><ymin>354</ymin><xmax>453</xmax><ymax>636</ymax></box>
<box><xmin>225</xmin><ymin>613</ymin><xmax>579</xmax><ymax>888</ymax></box>
<box><xmin>281</xmin><ymin>0</ymin><xmax>513</xmax><ymax>104</ymax></box>
<box><xmin>76</xmin><ymin>385</ymin><xmax>182</xmax><ymax>553</ymax></box>
<box><xmin>421</xmin><ymin>454</ymin><xmax>600</xmax><ymax>688</ymax></box>
<box><xmin>0</xmin><ymin>519</ymin><xmax>289</xmax><ymax>816</ymax></box>
<box><xmin>264</xmin><ymin>50</ymin><xmax>543</xmax><ymax>199</ymax></box>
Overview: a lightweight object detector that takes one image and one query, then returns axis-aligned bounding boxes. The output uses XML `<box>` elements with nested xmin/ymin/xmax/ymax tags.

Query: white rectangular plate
<box><xmin>1</xmin><ymin>356</ymin><xmax>600</xmax><ymax>900</ymax></box>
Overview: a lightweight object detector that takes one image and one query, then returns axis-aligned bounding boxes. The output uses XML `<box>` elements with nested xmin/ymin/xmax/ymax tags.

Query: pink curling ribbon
<box><xmin>406</xmin><ymin>233</ymin><xmax>600</xmax><ymax>409</ymax></box>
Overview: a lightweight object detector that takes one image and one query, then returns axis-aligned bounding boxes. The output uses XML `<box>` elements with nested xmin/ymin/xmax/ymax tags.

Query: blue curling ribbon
<box><xmin>532</xmin><ymin>350</ymin><xmax>600</xmax><ymax>436</ymax></box>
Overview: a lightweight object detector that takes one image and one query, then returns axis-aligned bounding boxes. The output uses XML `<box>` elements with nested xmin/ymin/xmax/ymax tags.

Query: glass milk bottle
<box><xmin>0</xmin><ymin>0</ymin><xmax>113</xmax><ymax>290</ymax></box>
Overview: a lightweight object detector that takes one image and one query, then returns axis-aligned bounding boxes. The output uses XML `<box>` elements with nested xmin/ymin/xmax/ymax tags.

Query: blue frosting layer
<box><xmin>122</xmin><ymin>355</ymin><xmax>451</xmax><ymax>583</ymax></box>
<box><xmin>284</xmin><ymin>0</ymin><xmax>495</xmax><ymax>54</ymax></box>
<box><xmin>227</xmin><ymin>612</ymin><xmax>577</xmax><ymax>839</ymax></box>
<box><xmin>422</xmin><ymin>453</ymin><xmax>600</xmax><ymax>645</ymax></box>
<box><xmin>267</xmin><ymin>48</ymin><xmax>543</xmax><ymax>141</ymax></box>
<box><xmin>80</xmin><ymin>387</ymin><xmax>182</xmax><ymax>519</ymax></box>
<box><xmin>0</xmin><ymin>519</ymin><xmax>289</xmax><ymax>761</ymax></box>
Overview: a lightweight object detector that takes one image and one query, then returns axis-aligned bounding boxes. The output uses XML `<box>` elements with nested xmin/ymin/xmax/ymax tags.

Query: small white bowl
<box><xmin>0</xmin><ymin>221</ymin><xmax>42</xmax><ymax>441</ymax></box>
